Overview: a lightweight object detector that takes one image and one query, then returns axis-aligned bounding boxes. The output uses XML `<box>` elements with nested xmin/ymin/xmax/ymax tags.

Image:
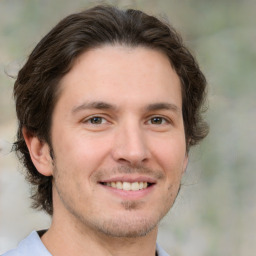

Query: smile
<box><xmin>102</xmin><ymin>181</ymin><xmax>150</xmax><ymax>191</ymax></box>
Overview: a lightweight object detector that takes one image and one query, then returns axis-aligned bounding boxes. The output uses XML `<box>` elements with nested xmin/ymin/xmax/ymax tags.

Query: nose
<box><xmin>111</xmin><ymin>122</ymin><xmax>150</xmax><ymax>166</ymax></box>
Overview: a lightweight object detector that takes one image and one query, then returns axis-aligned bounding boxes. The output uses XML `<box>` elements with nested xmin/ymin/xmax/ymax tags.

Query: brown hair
<box><xmin>13</xmin><ymin>5</ymin><xmax>209</xmax><ymax>215</ymax></box>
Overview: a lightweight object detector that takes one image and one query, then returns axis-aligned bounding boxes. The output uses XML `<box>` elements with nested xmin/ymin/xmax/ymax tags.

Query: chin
<box><xmin>94</xmin><ymin>217</ymin><xmax>159</xmax><ymax>238</ymax></box>
<box><xmin>84</xmin><ymin>206</ymin><xmax>168</xmax><ymax>238</ymax></box>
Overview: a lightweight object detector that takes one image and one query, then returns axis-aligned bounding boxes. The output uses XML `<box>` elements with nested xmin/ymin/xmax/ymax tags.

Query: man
<box><xmin>3</xmin><ymin>4</ymin><xmax>208</xmax><ymax>256</ymax></box>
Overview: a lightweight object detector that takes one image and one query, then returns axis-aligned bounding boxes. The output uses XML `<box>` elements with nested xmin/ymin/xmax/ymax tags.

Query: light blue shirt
<box><xmin>2</xmin><ymin>231</ymin><xmax>170</xmax><ymax>256</ymax></box>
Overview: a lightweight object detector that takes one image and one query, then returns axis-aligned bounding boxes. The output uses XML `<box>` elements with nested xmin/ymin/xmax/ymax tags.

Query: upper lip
<box><xmin>99</xmin><ymin>175</ymin><xmax>157</xmax><ymax>184</ymax></box>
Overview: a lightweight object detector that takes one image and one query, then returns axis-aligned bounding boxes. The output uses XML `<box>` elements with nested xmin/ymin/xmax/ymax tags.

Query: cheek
<box><xmin>53</xmin><ymin>132</ymin><xmax>112</xmax><ymax>174</ymax></box>
<box><xmin>152</xmin><ymin>135</ymin><xmax>186</xmax><ymax>166</ymax></box>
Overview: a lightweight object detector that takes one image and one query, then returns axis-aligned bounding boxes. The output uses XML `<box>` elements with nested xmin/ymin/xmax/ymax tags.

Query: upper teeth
<box><xmin>105</xmin><ymin>181</ymin><xmax>148</xmax><ymax>191</ymax></box>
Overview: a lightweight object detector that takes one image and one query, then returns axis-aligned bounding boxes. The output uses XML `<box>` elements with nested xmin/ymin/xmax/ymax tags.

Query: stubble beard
<box><xmin>69</xmin><ymin>199</ymin><xmax>173</xmax><ymax>238</ymax></box>
<box><xmin>53</xmin><ymin>164</ymin><xmax>181</xmax><ymax>238</ymax></box>
<box><xmin>56</xmin><ymin>187</ymin><xmax>180</xmax><ymax>239</ymax></box>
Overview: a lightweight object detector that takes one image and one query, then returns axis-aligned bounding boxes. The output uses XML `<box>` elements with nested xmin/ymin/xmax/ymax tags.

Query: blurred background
<box><xmin>0</xmin><ymin>0</ymin><xmax>255</xmax><ymax>255</ymax></box>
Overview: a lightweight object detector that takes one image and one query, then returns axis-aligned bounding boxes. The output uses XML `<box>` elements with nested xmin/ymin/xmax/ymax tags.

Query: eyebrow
<box><xmin>145</xmin><ymin>102</ymin><xmax>180</xmax><ymax>113</ymax></box>
<box><xmin>72</xmin><ymin>101</ymin><xmax>117</xmax><ymax>113</ymax></box>
<box><xmin>72</xmin><ymin>101</ymin><xmax>180</xmax><ymax>114</ymax></box>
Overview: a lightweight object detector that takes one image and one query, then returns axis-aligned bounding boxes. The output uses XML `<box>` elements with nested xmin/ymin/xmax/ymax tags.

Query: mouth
<box><xmin>100</xmin><ymin>181</ymin><xmax>154</xmax><ymax>191</ymax></box>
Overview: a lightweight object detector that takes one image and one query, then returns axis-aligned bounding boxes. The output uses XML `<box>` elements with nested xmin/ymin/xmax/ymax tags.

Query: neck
<box><xmin>41</xmin><ymin>212</ymin><xmax>158</xmax><ymax>256</ymax></box>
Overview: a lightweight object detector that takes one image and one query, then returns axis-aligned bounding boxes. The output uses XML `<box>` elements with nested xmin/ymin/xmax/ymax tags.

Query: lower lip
<box><xmin>100</xmin><ymin>184</ymin><xmax>155</xmax><ymax>200</ymax></box>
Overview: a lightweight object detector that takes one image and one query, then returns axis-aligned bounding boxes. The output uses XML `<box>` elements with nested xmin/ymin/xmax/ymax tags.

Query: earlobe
<box><xmin>22</xmin><ymin>128</ymin><xmax>53</xmax><ymax>176</ymax></box>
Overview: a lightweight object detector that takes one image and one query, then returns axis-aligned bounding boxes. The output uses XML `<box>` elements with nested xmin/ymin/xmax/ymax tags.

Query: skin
<box><xmin>24</xmin><ymin>45</ymin><xmax>188</xmax><ymax>256</ymax></box>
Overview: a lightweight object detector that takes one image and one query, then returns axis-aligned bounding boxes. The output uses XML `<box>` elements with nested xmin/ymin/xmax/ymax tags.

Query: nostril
<box><xmin>117</xmin><ymin>158</ymin><xmax>130</xmax><ymax>163</ymax></box>
<box><xmin>116</xmin><ymin>157</ymin><xmax>148</xmax><ymax>166</ymax></box>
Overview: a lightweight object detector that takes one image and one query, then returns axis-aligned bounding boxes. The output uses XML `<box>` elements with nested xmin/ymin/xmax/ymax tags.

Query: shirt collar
<box><xmin>156</xmin><ymin>243</ymin><xmax>170</xmax><ymax>256</ymax></box>
<box><xmin>7</xmin><ymin>231</ymin><xmax>170</xmax><ymax>256</ymax></box>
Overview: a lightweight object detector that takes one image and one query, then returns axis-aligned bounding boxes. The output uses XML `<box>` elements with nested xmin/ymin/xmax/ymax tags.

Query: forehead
<box><xmin>56</xmin><ymin>45</ymin><xmax>182</xmax><ymax>111</ymax></box>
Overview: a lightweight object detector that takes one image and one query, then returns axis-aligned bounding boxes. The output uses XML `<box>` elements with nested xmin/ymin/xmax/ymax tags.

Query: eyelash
<box><xmin>82</xmin><ymin>115</ymin><xmax>172</xmax><ymax>126</ymax></box>
<box><xmin>147</xmin><ymin>116</ymin><xmax>170</xmax><ymax>125</ymax></box>
<box><xmin>83</xmin><ymin>116</ymin><xmax>108</xmax><ymax>125</ymax></box>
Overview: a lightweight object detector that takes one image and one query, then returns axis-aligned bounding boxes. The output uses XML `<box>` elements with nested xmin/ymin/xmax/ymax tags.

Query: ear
<box><xmin>23</xmin><ymin>128</ymin><xmax>53</xmax><ymax>176</ymax></box>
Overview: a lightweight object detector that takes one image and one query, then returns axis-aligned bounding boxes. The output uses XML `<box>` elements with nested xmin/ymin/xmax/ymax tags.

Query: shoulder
<box><xmin>1</xmin><ymin>231</ymin><xmax>51</xmax><ymax>256</ymax></box>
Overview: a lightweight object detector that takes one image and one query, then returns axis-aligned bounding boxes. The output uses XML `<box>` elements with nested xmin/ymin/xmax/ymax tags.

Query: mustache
<box><xmin>92</xmin><ymin>165</ymin><xmax>165</xmax><ymax>181</ymax></box>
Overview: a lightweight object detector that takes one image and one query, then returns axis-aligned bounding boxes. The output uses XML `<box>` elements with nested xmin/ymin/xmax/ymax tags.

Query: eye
<box><xmin>148</xmin><ymin>116</ymin><xmax>168</xmax><ymax>125</ymax></box>
<box><xmin>84</xmin><ymin>116</ymin><xmax>107</xmax><ymax>125</ymax></box>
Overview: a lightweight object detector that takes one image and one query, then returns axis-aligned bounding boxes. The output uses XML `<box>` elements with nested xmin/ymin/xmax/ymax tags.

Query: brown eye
<box><xmin>89</xmin><ymin>117</ymin><xmax>104</xmax><ymax>124</ymax></box>
<box><xmin>150</xmin><ymin>117</ymin><xmax>164</xmax><ymax>124</ymax></box>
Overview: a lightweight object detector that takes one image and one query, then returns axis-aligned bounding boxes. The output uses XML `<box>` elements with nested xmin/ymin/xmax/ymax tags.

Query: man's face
<box><xmin>49</xmin><ymin>45</ymin><xmax>188</xmax><ymax>237</ymax></box>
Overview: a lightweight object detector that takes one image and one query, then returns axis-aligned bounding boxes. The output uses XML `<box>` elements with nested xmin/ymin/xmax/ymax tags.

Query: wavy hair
<box><xmin>13</xmin><ymin>5</ymin><xmax>209</xmax><ymax>215</ymax></box>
